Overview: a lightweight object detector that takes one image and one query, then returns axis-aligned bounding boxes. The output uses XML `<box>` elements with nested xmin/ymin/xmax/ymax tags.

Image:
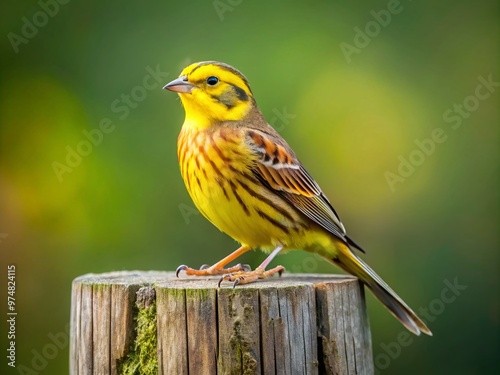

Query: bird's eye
<box><xmin>206</xmin><ymin>76</ymin><xmax>219</xmax><ymax>86</ymax></box>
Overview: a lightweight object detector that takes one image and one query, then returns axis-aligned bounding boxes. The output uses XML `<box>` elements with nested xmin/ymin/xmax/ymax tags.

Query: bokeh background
<box><xmin>1</xmin><ymin>0</ymin><xmax>498</xmax><ymax>374</ymax></box>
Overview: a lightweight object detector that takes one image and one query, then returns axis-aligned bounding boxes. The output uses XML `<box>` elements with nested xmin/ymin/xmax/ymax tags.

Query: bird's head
<box><xmin>164</xmin><ymin>61</ymin><xmax>254</xmax><ymax>128</ymax></box>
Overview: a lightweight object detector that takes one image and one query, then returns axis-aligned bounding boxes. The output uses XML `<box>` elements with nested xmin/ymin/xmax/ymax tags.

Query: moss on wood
<box><xmin>118</xmin><ymin>287</ymin><xmax>158</xmax><ymax>375</ymax></box>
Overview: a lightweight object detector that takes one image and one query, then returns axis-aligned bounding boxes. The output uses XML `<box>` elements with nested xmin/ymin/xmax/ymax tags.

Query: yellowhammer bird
<box><xmin>163</xmin><ymin>61</ymin><xmax>432</xmax><ymax>336</ymax></box>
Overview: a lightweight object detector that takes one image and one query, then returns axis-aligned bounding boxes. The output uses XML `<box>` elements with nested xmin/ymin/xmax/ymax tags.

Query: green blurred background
<box><xmin>1</xmin><ymin>0</ymin><xmax>498</xmax><ymax>374</ymax></box>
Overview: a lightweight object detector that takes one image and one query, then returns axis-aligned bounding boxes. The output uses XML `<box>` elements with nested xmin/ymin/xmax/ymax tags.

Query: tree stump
<box><xmin>70</xmin><ymin>271</ymin><xmax>373</xmax><ymax>375</ymax></box>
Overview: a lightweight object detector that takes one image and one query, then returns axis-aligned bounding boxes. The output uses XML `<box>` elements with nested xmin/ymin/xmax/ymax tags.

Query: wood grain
<box><xmin>70</xmin><ymin>272</ymin><xmax>373</xmax><ymax>375</ymax></box>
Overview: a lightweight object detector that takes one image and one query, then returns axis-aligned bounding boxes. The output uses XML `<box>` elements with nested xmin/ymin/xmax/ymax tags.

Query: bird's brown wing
<box><xmin>245</xmin><ymin>128</ymin><xmax>364</xmax><ymax>252</ymax></box>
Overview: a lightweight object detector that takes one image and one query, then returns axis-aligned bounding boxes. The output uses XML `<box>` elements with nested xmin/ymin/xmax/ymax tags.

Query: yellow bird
<box><xmin>164</xmin><ymin>61</ymin><xmax>432</xmax><ymax>336</ymax></box>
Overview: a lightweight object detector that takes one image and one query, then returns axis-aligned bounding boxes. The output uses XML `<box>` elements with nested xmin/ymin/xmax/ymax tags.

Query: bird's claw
<box><xmin>240</xmin><ymin>263</ymin><xmax>252</xmax><ymax>272</ymax></box>
<box><xmin>217</xmin><ymin>276</ymin><xmax>225</xmax><ymax>288</ymax></box>
<box><xmin>217</xmin><ymin>273</ymin><xmax>244</xmax><ymax>288</ymax></box>
<box><xmin>218</xmin><ymin>265</ymin><xmax>286</xmax><ymax>287</ymax></box>
<box><xmin>176</xmin><ymin>265</ymin><xmax>187</xmax><ymax>278</ymax></box>
<box><xmin>176</xmin><ymin>263</ymin><xmax>225</xmax><ymax>277</ymax></box>
<box><xmin>233</xmin><ymin>278</ymin><xmax>241</xmax><ymax>288</ymax></box>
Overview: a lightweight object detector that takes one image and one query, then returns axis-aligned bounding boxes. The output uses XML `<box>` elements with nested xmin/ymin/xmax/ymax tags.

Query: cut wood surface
<box><xmin>70</xmin><ymin>271</ymin><xmax>374</xmax><ymax>375</ymax></box>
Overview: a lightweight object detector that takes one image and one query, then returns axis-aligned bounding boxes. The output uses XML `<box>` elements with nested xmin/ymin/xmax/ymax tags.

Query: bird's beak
<box><xmin>163</xmin><ymin>76</ymin><xmax>194</xmax><ymax>93</ymax></box>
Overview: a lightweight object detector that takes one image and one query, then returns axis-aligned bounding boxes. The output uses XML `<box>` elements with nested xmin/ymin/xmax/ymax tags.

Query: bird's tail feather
<box><xmin>332</xmin><ymin>244</ymin><xmax>432</xmax><ymax>336</ymax></box>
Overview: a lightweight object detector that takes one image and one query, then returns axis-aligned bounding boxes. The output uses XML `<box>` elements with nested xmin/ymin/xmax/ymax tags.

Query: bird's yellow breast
<box><xmin>177</xmin><ymin>122</ymin><xmax>305</xmax><ymax>249</ymax></box>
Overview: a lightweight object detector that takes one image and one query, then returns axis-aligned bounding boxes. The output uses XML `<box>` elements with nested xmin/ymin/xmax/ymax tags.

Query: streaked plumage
<box><xmin>164</xmin><ymin>61</ymin><xmax>432</xmax><ymax>336</ymax></box>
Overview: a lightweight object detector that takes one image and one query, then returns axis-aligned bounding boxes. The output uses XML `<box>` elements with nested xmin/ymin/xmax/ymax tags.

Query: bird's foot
<box><xmin>218</xmin><ymin>265</ymin><xmax>285</xmax><ymax>287</ymax></box>
<box><xmin>176</xmin><ymin>263</ymin><xmax>251</xmax><ymax>277</ymax></box>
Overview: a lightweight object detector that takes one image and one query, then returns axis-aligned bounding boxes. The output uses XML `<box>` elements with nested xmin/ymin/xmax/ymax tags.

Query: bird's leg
<box><xmin>176</xmin><ymin>245</ymin><xmax>252</xmax><ymax>277</ymax></box>
<box><xmin>219</xmin><ymin>245</ymin><xmax>285</xmax><ymax>287</ymax></box>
